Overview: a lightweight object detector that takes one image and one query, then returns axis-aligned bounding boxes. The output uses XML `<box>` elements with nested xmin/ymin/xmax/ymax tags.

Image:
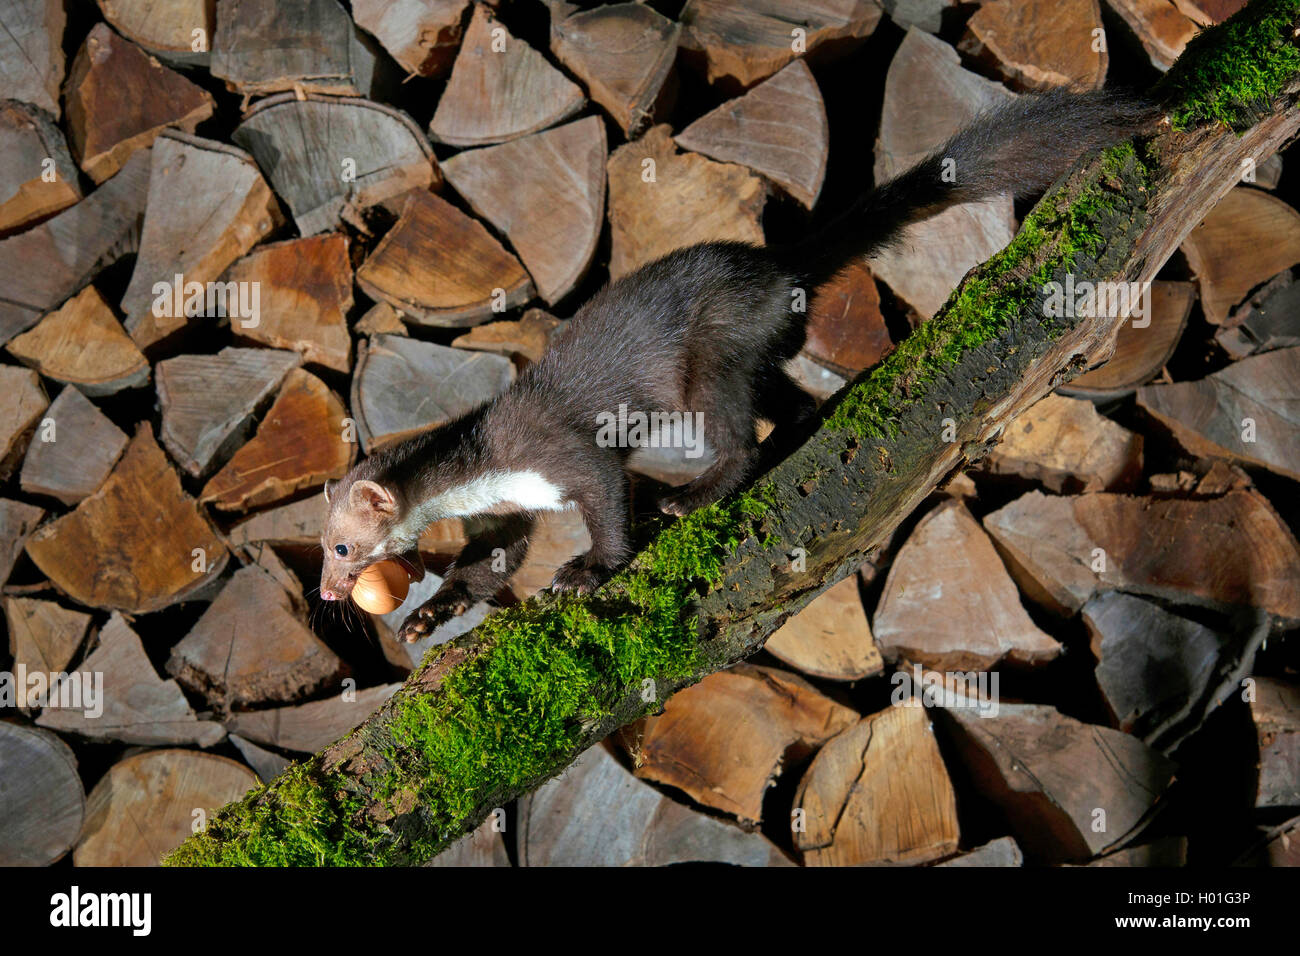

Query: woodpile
<box><xmin>1</xmin><ymin>0</ymin><xmax>1296</xmax><ymax>871</ymax></box>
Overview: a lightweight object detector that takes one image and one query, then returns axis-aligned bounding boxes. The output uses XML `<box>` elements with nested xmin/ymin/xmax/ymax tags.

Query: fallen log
<box><xmin>166</xmin><ymin>0</ymin><xmax>1300</xmax><ymax>866</ymax></box>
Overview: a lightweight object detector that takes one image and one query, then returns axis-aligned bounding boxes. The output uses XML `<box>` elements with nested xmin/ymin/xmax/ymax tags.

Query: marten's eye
<box><xmin>334</xmin><ymin>544</ymin><xmax>349</xmax><ymax>557</ymax></box>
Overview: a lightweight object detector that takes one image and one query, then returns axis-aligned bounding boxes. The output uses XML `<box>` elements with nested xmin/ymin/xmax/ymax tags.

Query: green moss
<box><xmin>1161</xmin><ymin>0</ymin><xmax>1300</xmax><ymax>130</ymax></box>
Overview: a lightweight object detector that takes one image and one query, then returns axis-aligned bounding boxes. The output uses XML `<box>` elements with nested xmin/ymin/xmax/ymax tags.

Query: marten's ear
<box><xmin>349</xmin><ymin>479</ymin><xmax>397</xmax><ymax>515</ymax></box>
<box><xmin>323</xmin><ymin>479</ymin><xmax>338</xmax><ymax>503</ymax></box>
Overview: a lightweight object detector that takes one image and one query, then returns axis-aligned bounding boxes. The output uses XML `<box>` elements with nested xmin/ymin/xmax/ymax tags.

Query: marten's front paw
<box><xmin>397</xmin><ymin>590</ymin><xmax>470</xmax><ymax>643</ymax></box>
<box><xmin>551</xmin><ymin>558</ymin><xmax>613</xmax><ymax>596</ymax></box>
<box><xmin>657</xmin><ymin>486</ymin><xmax>715</xmax><ymax>517</ymax></box>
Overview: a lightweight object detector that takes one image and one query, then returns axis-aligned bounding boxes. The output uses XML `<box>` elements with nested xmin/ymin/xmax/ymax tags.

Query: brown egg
<box><xmin>352</xmin><ymin>560</ymin><xmax>410</xmax><ymax>614</ymax></box>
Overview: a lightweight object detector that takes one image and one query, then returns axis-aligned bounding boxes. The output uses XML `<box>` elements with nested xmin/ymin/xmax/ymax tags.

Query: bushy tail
<box><xmin>779</xmin><ymin>88</ymin><xmax>1160</xmax><ymax>285</ymax></box>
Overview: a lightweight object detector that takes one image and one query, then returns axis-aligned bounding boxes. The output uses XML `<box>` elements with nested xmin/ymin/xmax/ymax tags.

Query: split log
<box><xmin>75</xmin><ymin>750</ymin><xmax>257</xmax><ymax>866</ymax></box>
<box><xmin>0</xmin><ymin>100</ymin><xmax>80</xmax><ymax>235</ymax></box>
<box><xmin>1105</xmin><ymin>0</ymin><xmax>1198</xmax><ymax>70</ymax></box>
<box><xmin>156</xmin><ymin>347</ymin><xmax>301</xmax><ymax>478</ymax></box>
<box><xmin>121</xmin><ymin>133</ymin><xmax>281</xmax><ymax>350</ymax></box>
<box><xmin>97</xmin><ymin>0</ymin><xmax>215</xmax><ymax>66</ymax></box>
<box><xmin>1137</xmin><ymin>346</ymin><xmax>1300</xmax><ymax>481</ymax></box>
<box><xmin>201</xmin><ymin>369</ymin><xmax>354</xmax><ymax>512</ymax></box>
<box><xmin>548</xmin><ymin>2</ymin><xmax>680</xmax><ymax>137</ymax></box>
<box><xmin>451</xmin><ymin>308</ymin><xmax>562</xmax><ymax>364</ymax></box>
<box><xmin>168</xmin><ymin>563</ymin><xmax>345</xmax><ymax>710</ymax></box>
<box><xmin>36</xmin><ymin>613</ymin><xmax>225</xmax><ymax>746</ymax></box>
<box><xmin>1059</xmin><ymin>280</ymin><xmax>1195</xmax><ymax>397</ymax></box>
<box><xmin>19</xmin><ymin>386</ymin><xmax>129</xmax><ymax>506</ymax></box>
<box><xmin>938</xmin><ymin>700</ymin><xmax>1176</xmax><ymax>862</ymax></box>
<box><xmin>1216</xmin><ymin>272</ymin><xmax>1300</xmax><ymax>358</ymax></box>
<box><xmin>0</xmin><ymin>147</ymin><xmax>152</xmax><ymax>345</ymax></box>
<box><xmin>985</xmin><ymin>489</ymin><xmax>1300</xmax><ymax>619</ymax></box>
<box><xmin>606</xmin><ymin>124</ymin><xmax>765</xmax><ymax>279</ymax></box>
<box><xmin>427</xmin><ymin>819</ymin><xmax>511</xmax><ymax>867</ymax></box>
<box><xmin>803</xmin><ymin>261</ymin><xmax>892</xmax><ymax>376</ymax></box>
<box><xmin>212</xmin><ymin>0</ymin><xmax>379</xmax><ymax>97</ymax></box>
<box><xmin>430</xmin><ymin>5</ymin><xmax>584</xmax><ymax>147</ymax></box>
<box><xmin>675</xmin><ymin>60</ymin><xmax>829</xmax><ymax>208</ymax></box>
<box><xmin>223</xmin><ymin>235</ymin><xmax>354</xmax><ymax>372</ymax></box>
<box><xmin>1180</xmin><ymin>187</ymin><xmax>1300</xmax><ymax>324</ymax></box>
<box><xmin>508</xmin><ymin>509</ymin><xmax>590</xmax><ymax>599</ymax></box>
<box><xmin>229</xmin><ymin>734</ymin><xmax>292</xmax><ymax>785</ymax></box>
<box><xmin>764</xmin><ymin>572</ymin><xmax>882</xmax><ymax>681</ymax></box>
<box><xmin>224</xmin><ymin>684</ymin><xmax>401</xmax><ymax>753</ymax></box>
<box><xmin>982</xmin><ymin>393</ymin><xmax>1144</xmax><ymax>492</ymax></box>
<box><xmin>1173</xmin><ymin>0</ymin><xmax>1251</xmax><ymax>24</ymax></box>
<box><xmin>869</xmin><ymin>28</ymin><xmax>1016</xmax><ymax>320</ymax></box>
<box><xmin>679</xmin><ymin>0</ymin><xmax>881</xmax><ymax>88</ymax></box>
<box><xmin>935</xmin><ymin>836</ymin><xmax>1024</xmax><ymax>866</ymax></box>
<box><xmin>620</xmin><ymin>663</ymin><xmax>859</xmax><ymax>822</ymax></box>
<box><xmin>356</xmin><ymin>190</ymin><xmax>533</xmax><ymax>327</ymax></box>
<box><xmin>7</xmin><ymin>285</ymin><xmax>150</xmax><ymax>395</ymax></box>
<box><xmin>442</xmin><ymin>116</ymin><xmax>606</xmax><ymax>304</ymax></box>
<box><xmin>1240</xmin><ymin>815</ymin><xmax>1300</xmax><ymax>866</ymax></box>
<box><xmin>1086</xmin><ymin>835</ymin><xmax>1188</xmax><ymax>865</ymax></box>
<box><xmin>0</xmin><ymin>365</ymin><xmax>47</xmax><ymax>480</ymax></box>
<box><xmin>233</xmin><ymin>94</ymin><xmax>438</xmax><ymax>236</ymax></box>
<box><xmin>519</xmin><ymin>743</ymin><xmax>790</xmax><ymax>866</ymax></box>
<box><xmin>959</xmin><ymin>0</ymin><xmax>1108</xmax><ymax>91</ymax></box>
<box><xmin>350</xmin><ymin>334</ymin><xmax>514</xmax><ymax>451</ymax></box>
<box><xmin>351</xmin><ymin>0</ymin><xmax>470</xmax><ymax>78</ymax></box>
<box><xmin>165</xmin><ymin>3</ymin><xmax>1300</xmax><ymax>864</ymax></box>
<box><xmin>880</xmin><ymin>0</ymin><xmax>957</xmax><ymax>32</ymax></box>
<box><xmin>0</xmin><ymin>0</ymin><xmax>65</xmax><ymax>117</ymax></box>
<box><xmin>0</xmin><ymin>499</ymin><xmax>44</xmax><ymax>585</ymax></box>
<box><xmin>4</xmin><ymin>596</ymin><xmax>91</xmax><ymax>682</ymax></box>
<box><xmin>65</xmin><ymin>23</ymin><xmax>215</xmax><ymax>185</ymax></box>
<box><xmin>25</xmin><ymin>425</ymin><xmax>230</xmax><ymax>613</ymax></box>
<box><xmin>355</xmin><ymin>302</ymin><xmax>409</xmax><ymax>336</ymax></box>
<box><xmin>873</xmin><ymin>500</ymin><xmax>1062</xmax><ymax>670</ymax></box>
<box><xmin>793</xmin><ymin>705</ymin><xmax>960</xmax><ymax>866</ymax></box>
<box><xmin>0</xmin><ymin>723</ymin><xmax>84</xmax><ymax>866</ymax></box>
<box><xmin>1250</xmin><ymin>676</ymin><xmax>1300</xmax><ymax>810</ymax></box>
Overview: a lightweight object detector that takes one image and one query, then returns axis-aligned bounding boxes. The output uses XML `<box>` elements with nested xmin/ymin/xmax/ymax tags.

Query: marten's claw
<box><xmin>551</xmin><ymin>558</ymin><xmax>612</xmax><ymax>595</ymax></box>
<box><xmin>397</xmin><ymin>593</ymin><xmax>469</xmax><ymax>642</ymax></box>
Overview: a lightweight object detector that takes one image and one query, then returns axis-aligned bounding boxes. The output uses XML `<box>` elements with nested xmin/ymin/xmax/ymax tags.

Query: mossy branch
<box><xmin>167</xmin><ymin>0</ymin><xmax>1300</xmax><ymax>866</ymax></box>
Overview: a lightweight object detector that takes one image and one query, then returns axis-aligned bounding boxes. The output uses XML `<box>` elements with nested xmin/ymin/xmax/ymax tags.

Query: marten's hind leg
<box><xmin>658</xmin><ymin>364</ymin><xmax>759</xmax><ymax>517</ymax></box>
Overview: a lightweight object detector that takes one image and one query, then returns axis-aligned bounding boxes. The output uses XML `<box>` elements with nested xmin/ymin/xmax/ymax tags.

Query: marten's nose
<box><xmin>321</xmin><ymin>586</ymin><xmax>340</xmax><ymax>601</ymax></box>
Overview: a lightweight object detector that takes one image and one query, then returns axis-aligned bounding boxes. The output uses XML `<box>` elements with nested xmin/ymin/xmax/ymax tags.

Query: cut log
<box><xmin>606</xmin><ymin>123</ymin><xmax>765</xmax><ymax>279</ymax></box>
<box><xmin>1216</xmin><ymin>271</ymin><xmax>1300</xmax><ymax>358</ymax></box>
<box><xmin>1172</xmin><ymin>0</ymin><xmax>1250</xmax><ymax>25</ymax></box>
<box><xmin>25</xmin><ymin>425</ymin><xmax>230</xmax><ymax>613</ymax></box>
<box><xmin>982</xmin><ymin>393</ymin><xmax>1144</xmax><ymax>492</ymax></box>
<box><xmin>356</xmin><ymin>190</ymin><xmax>533</xmax><ymax>327</ymax></box>
<box><xmin>764</xmin><ymin>572</ymin><xmax>882</xmax><ymax>681</ymax></box>
<box><xmin>36</xmin><ymin>613</ymin><xmax>225</xmax><ymax>745</ymax></box>
<box><xmin>870</xmin><ymin>28</ymin><xmax>1016</xmax><ymax>320</ymax></box>
<box><xmin>0</xmin><ymin>365</ymin><xmax>47</xmax><ymax>480</ymax></box>
<box><xmin>352</xmin><ymin>0</ymin><xmax>470</xmax><ymax>78</ymax></box>
<box><xmin>938</xmin><ymin>700</ymin><xmax>1176</xmax><ymax>862</ymax></box>
<box><xmin>880</xmin><ymin>0</ymin><xmax>956</xmax><ymax>32</ymax></box>
<box><xmin>350</xmin><ymin>334</ymin><xmax>513</xmax><ymax>451</ymax></box>
<box><xmin>793</xmin><ymin>705</ymin><xmax>960</xmax><ymax>866</ymax></box>
<box><xmin>1242</xmin><ymin>816</ymin><xmax>1300</xmax><ymax>866</ymax></box>
<box><xmin>0</xmin><ymin>100</ymin><xmax>80</xmax><ymax>235</ymax></box>
<box><xmin>679</xmin><ymin>0</ymin><xmax>882</xmax><ymax>87</ymax></box>
<box><xmin>97</xmin><ymin>0</ymin><xmax>215</xmax><ymax>65</ymax></box>
<box><xmin>355</xmin><ymin>301</ymin><xmax>409</xmax><ymax>336</ymax></box>
<box><xmin>4</xmin><ymin>596</ymin><xmax>91</xmax><ymax>684</ymax></box>
<box><xmin>803</xmin><ymin>261</ymin><xmax>892</xmax><ymax>376</ymax></box>
<box><xmin>212</xmin><ymin>0</ymin><xmax>379</xmax><ymax>96</ymax></box>
<box><xmin>430</xmin><ymin>5</ymin><xmax>585</xmax><ymax>147</ymax></box>
<box><xmin>1180</xmin><ymin>187</ymin><xmax>1300</xmax><ymax>324</ymax></box>
<box><xmin>19</xmin><ymin>386</ymin><xmax>129</xmax><ymax>506</ymax></box>
<box><xmin>168</xmin><ymin>563</ymin><xmax>345</xmax><ymax>710</ymax></box>
<box><xmin>201</xmin><ymin>369</ymin><xmax>354</xmax><ymax>512</ymax></box>
<box><xmin>621</xmin><ymin>662</ymin><xmax>859</xmax><ymax>822</ymax></box>
<box><xmin>1085</xmin><ymin>835</ymin><xmax>1187</xmax><ymax>865</ymax></box>
<box><xmin>1060</xmin><ymin>280</ymin><xmax>1195</xmax><ymax>397</ymax></box>
<box><xmin>75</xmin><ymin>750</ymin><xmax>256</xmax><ymax>866</ymax></box>
<box><xmin>156</xmin><ymin>346</ymin><xmax>301</xmax><ymax>478</ymax></box>
<box><xmin>0</xmin><ymin>499</ymin><xmax>44</xmax><ymax>585</ymax></box>
<box><xmin>233</xmin><ymin>94</ymin><xmax>438</xmax><ymax>236</ymax></box>
<box><xmin>959</xmin><ymin>0</ymin><xmax>1108</xmax><ymax>91</ymax></box>
<box><xmin>7</xmin><ymin>285</ymin><xmax>149</xmax><ymax>395</ymax></box>
<box><xmin>223</xmin><ymin>234</ymin><xmax>353</xmax><ymax>371</ymax></box>
<box><xmin>874</xmin><ymin>500</ymin><xmax>1063</xmax><ymax>670</ymax></box>
<box><xmin>1083</xmin><ymin>590</ymin><xmax>1265</xmax><ymax>752</ymax></box>
<box><xmin>1137</xmin><ymin>347</ymin><xmax>1300</xmax><ymax>482</ymax></box>
<box><xmin>427</xmin><ymin>818</ymin><xmax>511</xmax><ymax>867</ymax></box>
<box><xmin>224</xmin><ymin>684</ymin><xmax>401</xmax><ymax>753</ymax></box>
<box><xmin>675</xmin><ymin>60</ymin><xmax>828</xmax><ymax>208</ymax></box>
<box><xmin>0</xmin><ymin>147</ymin><xmax>152</xmax><ymax>346</ymax></box>
<box><xmin>785</xmin><ymin>353</ymin><xmax>847</xmax><ymax>401</ymax></box>
<box><xmin>1250</xmin><ymin>676</ymin><xmax>1300</xmax><ymax>810</ymax></box>
<box><xmin>65</xmin><ymin>23</ymin><xmax>214</xmax><ymax>185</ymax></box>
<box><xmin>983</xmin><ymin>489</ymin><xmax>1300</xmax><ymax>620</ymax></box>
<box><xmin>120</xmin><ymin>132</ymin><xmax>281</xmax><ymax>349</ymax></box>
<box><xmin>451</xmin><ymin>308</ymin><xmax>562</xmax><ymax>365</ymax></box>
<box><xmin>229</xmin><ymin>734</ymin><xmax>292</xmax><ymax>785</ymax></box>
<box><xmin>548</xmin><ymin>2</ymin><xmax>680</xmax><ymax>137</ymax></box>
<box><xmin>520</xmin><ymin>743</ymin><xmax>791</xmax><ymax>866</ymax></box>
<box><xmin>935</xmin><ymin>836</ymin><xmax>1024</xmax><ymax>866</ymax></box>
<box><xmin>509</xmin><ymin>508</ymin><xmax>591</xmax><ymax>600</ymax></box>
<box><xmin>1105</xmin><ymin>0</ymin><xmax>1198</xmax><ymax>70</ymax></box>
<box><xmin>442</xmin><ymin>117</ymin><xmax>606</xmax><ymax>304</ymax></box>
<box><xmin>0</xmin><ymin>0</ymin><xmax>65</xmax><ymax>117</ymax></box>
<box><xmin>0</xmin><ymin>723</ymin><xmax>84</xmax><ymax>866</ymax></box>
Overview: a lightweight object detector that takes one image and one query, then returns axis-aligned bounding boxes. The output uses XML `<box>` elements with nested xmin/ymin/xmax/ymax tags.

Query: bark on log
<box><xmin>166</xmin><ymin>0</ymin><xmax>1300</xmax><ymax>866</ymax></box>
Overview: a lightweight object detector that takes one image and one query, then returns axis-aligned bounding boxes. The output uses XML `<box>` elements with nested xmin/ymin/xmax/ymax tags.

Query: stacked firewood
<box><xmin>0</xmin><ymin>0</ymin><xmax>1296</xmax><ymax>868</ymax></box>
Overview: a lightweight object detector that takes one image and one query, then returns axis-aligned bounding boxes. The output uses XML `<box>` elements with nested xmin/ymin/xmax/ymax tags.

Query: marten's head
<box><xmin>319</xmin><ymin>477</ymin><xmax>423</xmax><ymax>601</ymax></box>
